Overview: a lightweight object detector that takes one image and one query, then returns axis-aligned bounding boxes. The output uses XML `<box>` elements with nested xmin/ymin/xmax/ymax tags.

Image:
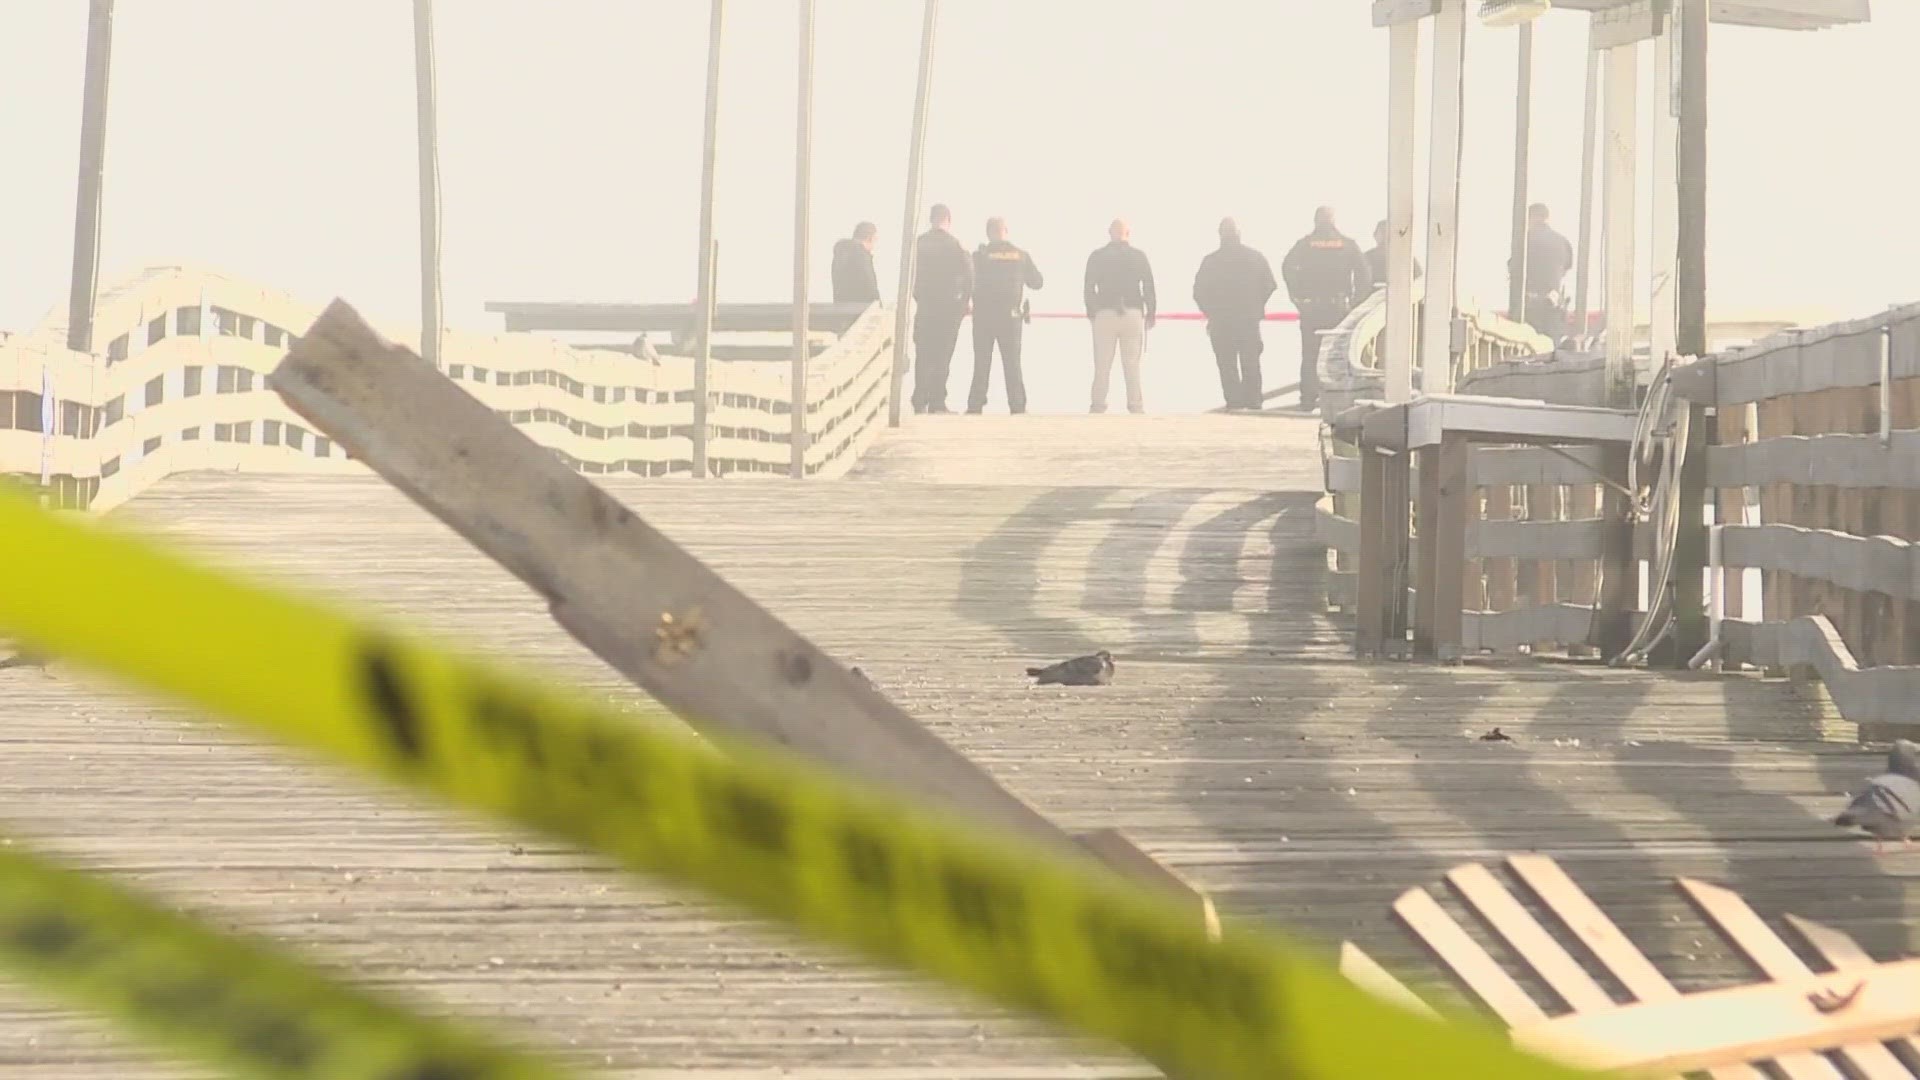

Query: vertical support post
<box><xmin>1648</xmin><ymin>28</ymin><xmax>1678</xmax><ymax>369</ymax></box>
<box><xmin>1675</xmin><ymin>0</ymin><xmax>1709</xmax><ymax>360</ymax></box>
<box><xmin>1506</xmin><ymin>22</ymin><xmax>1534</xmax><ymax>326</ymax></box>
<box><xmin>1572</xmin><ymin>41</ymin><xmax>1600</xmax><ymax>347</ymax></box>
<box><xmin>1602</xmin><ymin>43</ymin><xmax>1639</xmax><ymax>409</ymax></box>
<box><xmin>1358</xmin><ymin>447</ymin><xmax>1390</xmax><ymax>655</ymax></box>
<box><xmin>412</xmin><ymin>0</ymin><xmax>444</xmax><ymax>371</ymax></box>
<box><xmin>66</xmin><ymin>0</ymin><xmax>116</xmax><ymax>355</ymax></box>
<box><xmin>1881</xmin><ymin>327</ymin><xmax>1894</xmax><ymax>446</ymax></box>
<box><xmin>889</xmin><ymin>0</ymin><xmax>940</xmax><ymax>427</ymax></box>
<box><xmin>1414</xmin><ymin>445</ymin><xmax>1441</xmax><ymax>655</ymax></box>
<box><xmin>1432</xmin><ymin>434</ymin><xmax>1470</xmax><ymax>658</ymax></box>
<box><xmin>1414</xmin><ymin>435</ymin><xmax>1470</xmax><ymax>659</ymax></box>
<box><xmin>1420</xmin><ymin>0</ymin><xmax>1467</xmax><ymax>395</ymax></box>
<box><xmin>1669</xmin><ymin>0</ymin><xmax>1712</xmax><ymax>664</ymax></box>
<box><xmin>692</xmin><ymin>0</ymin><xmax>726</xmax><ymax>478</ymax></box>
<box><xmin>1598</xmin><ymin>443</ymin><xmax>1637</xmax><ymax>657</ymax></box>
<box><xmin>789</xmin><ymin>0</ymin><xmax>817</xmax><ymax>480</ymax></box>
<box><xmin>1359</xmin><ymin>443</ymin><xmax>1414</xmax><ymax>657</ymax></box>
<box><xmin>1384</xmin><ymin>17</ymin><xmax>1421</xmax><ymax>404</ymax></box>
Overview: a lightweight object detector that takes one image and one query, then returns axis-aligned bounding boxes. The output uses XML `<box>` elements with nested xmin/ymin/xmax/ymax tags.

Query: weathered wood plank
<box><xmin>1719</xmin><ymin>615</ymin><xmax>1920</xmax><ymax>737</ymax></box>
<box><xmin>1786</xmin><ymin>914</ymin><xmax>1920</xmax><ymax>1064</ymax></box>
<box><xmin>1720</xmin><ymin>524</ymin><xmax>1920</xmax><ymax>603</ymax></box>
<box><xmin>1392</xmin><ymin>886</ymin><xmax>1546</xmax><ymax>1025</ymax></box>
<box><xmin>1512</xmin><ymin>956</ymin><xmax>1920</xmax><ymax>1076</ymax></box>
<box><xmin>1678</xmin><ymin>878</ymin><xmax>1896</xmax><ymax>1079</ymax></box>
<box><xmin>1671</xmin><ymin>305</ymin><xmax>1920</xmax><ymax>407</ymax></box>
<box><xmin>1506</xmin><ymin>856</ymin><xmax>1766</xmax><ymax>1080</ymax></box>
<box><xmin>1443</xmin><ymin>864</ymin><xmax>1612</xmax><ymax>1012</ymax></box>
<box><xmin>1709</xmin><ymin>430</ymin><xmax>1920</xmax><ymax>492</ymax></box>
<box><xmin>1337</xmin><ymin>941</ymin><xmax>1438</xmax><ymax>1018</ymax></box>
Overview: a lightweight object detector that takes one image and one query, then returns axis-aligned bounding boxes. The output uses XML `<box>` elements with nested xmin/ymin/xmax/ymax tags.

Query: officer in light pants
<box><xmin>1083</xmin><ymin>218</ymin><xmax>1158</xmax><ymax>414</ymax></box>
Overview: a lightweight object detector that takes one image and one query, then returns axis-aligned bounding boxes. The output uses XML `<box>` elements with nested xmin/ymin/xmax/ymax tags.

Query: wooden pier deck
<box><xmin>0</xmin><ymin>413</ymin><xmax>1914</xmax><ymax>1077</ymax></box>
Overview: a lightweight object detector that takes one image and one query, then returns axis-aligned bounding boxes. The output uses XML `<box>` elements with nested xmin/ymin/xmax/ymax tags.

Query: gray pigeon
<box><xmin>1025</xmin><ymin>650</ymin><xmax>1114</xmax><ymax>687</ymax></box>
<box><xmin>1834</xmin><ymin>770</ymin><xmax>1920</xmax><ymax>855</ymax></box>
<box><xmin>1887</xmin><ymin>739</ymin><xmax>1920</xmax><ymax>781</ymax></box>
<box><xmin>0</xmin><ymin>648</ymin><xmax>46</xmax><ymax>673</ymax></box>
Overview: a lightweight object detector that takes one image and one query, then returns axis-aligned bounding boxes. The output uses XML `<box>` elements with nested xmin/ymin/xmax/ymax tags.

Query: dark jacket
<box><xmin>831</xmin><ymin>238</ymin><xmax>880</xmax><ymax>304</ymax></box>
<box><xmin>1083</xmin><ymin>241</ymin><xmax>1157</xmax><ymax>320</ymax></box>
<box><xmin>1281</xmin><ymin>227</ymin><xmax>1371</xmax><ymax>310</ymax></box>
<box><xmin>1363</xmin><ymin>244</ymin><xmax>1422</xmax><ymax>292</ymax></box>
<box><xmin>1193</xmin><ymin>240</ymin><xmax>1278</xmax><ymax>325</ymax></box>
<box><xmin>972</xmin><ymin>240</ymin><xmax>1043</xmax><ymax>319</ymax></box>
<box><xmin>912</xmin><ymin>228</ymin><xmax>973</xmax><ymax>308</ymax></box>
<box><xmin>1512</xmin><ymin>223</ymin><xmax>1574</xmax><ymax>294</ymax></box>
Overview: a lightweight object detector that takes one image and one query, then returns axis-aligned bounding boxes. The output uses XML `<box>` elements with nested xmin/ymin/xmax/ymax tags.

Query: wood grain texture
<box><xmin>0</xmin><ymin>413</ymin><xmax>1915</xmax><ymax>1077</ymax></box>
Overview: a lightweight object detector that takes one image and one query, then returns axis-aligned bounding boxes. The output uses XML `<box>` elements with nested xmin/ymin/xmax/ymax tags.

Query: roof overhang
<box><xmin>1556</xmin><ymin>0</ymin><xmax>1869</xmax><ymax>34</ymax></box>
<box><xmin>1378</xmin><ymin>0</ymin><xmax>1869</xmax><ymax>32</ymax></box>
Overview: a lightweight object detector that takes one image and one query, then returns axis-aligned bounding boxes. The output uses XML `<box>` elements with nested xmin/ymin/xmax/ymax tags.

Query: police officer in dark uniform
<box><xmin>967</xmin><ymin>217</ymin><xmax>1044</xmax><ymax>415</ymax></box>
<box><xmin>1281</xmin><ymin>207</ymin><xmax>1371</xmax><ymax>411</ymax></box>
<box><xmin>909</xmin><ymin>204</ymin><xmax>972</xmax><ymax>414</ymax></box>
<box><xmin>1511</xmin><ymin>202</ymin><xmax>1574</xmax><ymax>340</ymax></box>
<box><xmin>1194</xmin><ymin>217</ymin><xmax>1278</xmax><ymax>411</ymax></box>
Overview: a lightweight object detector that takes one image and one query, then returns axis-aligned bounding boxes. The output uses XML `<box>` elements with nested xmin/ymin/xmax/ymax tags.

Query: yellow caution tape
<box><xmin>0</xmin><ymin>491</ymin><xmax>1593</xmax><ymax>1080</ymax></box>
<box><xmin>0</xmin><ymin>836</ymin><xmax>572</xmax><ymax>1079</ymax></box>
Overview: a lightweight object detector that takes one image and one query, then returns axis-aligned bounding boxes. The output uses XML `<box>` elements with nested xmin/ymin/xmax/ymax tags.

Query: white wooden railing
<box><xmin>0</xmin><ymin>267</ymin><xmax>895</xmax><ymax>512</ymax></box>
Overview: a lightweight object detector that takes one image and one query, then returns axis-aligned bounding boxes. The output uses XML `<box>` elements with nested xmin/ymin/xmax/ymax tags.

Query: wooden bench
<box><xmin>1342</xmin><ymin>855</ymin><xmax>1920</xmax><ymax>1077</ymax></box>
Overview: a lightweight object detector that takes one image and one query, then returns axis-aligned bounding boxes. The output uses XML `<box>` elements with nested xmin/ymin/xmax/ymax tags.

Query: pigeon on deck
<box><xmin>0</xmin><ymin>648</ymin><xmax>47</xmax><ymax>672</ymax></box>
<box><xmin>1833</xmin><ymin>739</ymin><xmax>1920</xmax><ymax>855</ymax></box>
<box><xmin>1025</xmin><ymin>651</ymin><xmax>1114</xmax><ymax>687</ymax></box>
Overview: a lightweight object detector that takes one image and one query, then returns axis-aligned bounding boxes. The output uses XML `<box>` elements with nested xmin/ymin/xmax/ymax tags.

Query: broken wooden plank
<box><xmin>1392</xmin><ymin>886</ymin><xmax>1546</xmax><ymax>1025</ymax></box>
<box><xmin>1787</xmin><ymin>914</ymin><xmax>1920</xmax><ymax>1066</ymax></box>
<box><xmin>1505</xmin><ymin>856</ymin><xmax>1766</xmax><ymax>1080</ymax></box>
<box><xmin>1443</xmin><ymin>864</ymin><xmax>1612</xmax><ymax>1013</ymax></box>
<box><xmin>1337</xmin><ymin>941</ymin><xmax>1438</xmax><ymax>1018</ymax></box>
<box><xmin>1680</xmin><ymin>879</ymin><xmax>1902</xmax><ymax>1080</ymax></box>
<box><xmin>267</xmin><ymin>299</ymin><xmax>1204</xmax><ymax>910</ymax></box>
<box><xmin>1509</xmin><ymin>956</ymin><xmax>1920</xmax><ymax>1076</ymax></box>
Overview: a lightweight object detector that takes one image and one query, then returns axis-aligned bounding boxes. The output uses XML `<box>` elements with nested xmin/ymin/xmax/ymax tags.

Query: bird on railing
<box><xmin>1832</xmin><ymin>739</ymin><xmax>1920</xmax><ymax>855</ymax></box>
<box><xmin>1025</xmin><ymin>651</ymin><xmax>1114</xmax><ymax>687</ymax></box>
<box><xmin>632</xmin><ymin>333</ymin><xmax>662</xmax><ymax>365</ymax></box>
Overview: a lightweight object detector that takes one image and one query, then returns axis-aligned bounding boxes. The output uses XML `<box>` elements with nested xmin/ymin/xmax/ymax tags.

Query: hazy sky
<box><xmin>3</xmin><ymin>2</ymin><xmax>1915</xmax><ymax>337</ymax></box>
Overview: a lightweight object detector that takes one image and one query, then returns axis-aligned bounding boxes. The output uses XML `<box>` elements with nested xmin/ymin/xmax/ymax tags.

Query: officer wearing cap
<box><xmin>966</xmin><ymin>217</ymin><xmax>1044</xmax><ymax>414</ymax></box>
<box><xmin>1280</xmin><ymin>207</ymin><xmax>1371</xmax><ymax>412</ymax></box>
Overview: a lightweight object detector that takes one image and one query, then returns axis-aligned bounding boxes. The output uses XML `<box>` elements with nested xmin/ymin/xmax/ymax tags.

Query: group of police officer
<box><xmin>827</xmin><ymin>201</ymin><xmax>1574</xmax><ymax>415</ymax></box>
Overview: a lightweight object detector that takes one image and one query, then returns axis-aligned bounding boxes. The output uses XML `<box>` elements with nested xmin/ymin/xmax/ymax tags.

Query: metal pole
<box><xmin>412</xmin><ymin>0</ymin><xmax>444</xmax><ymax>371</ymax></box>
<box><xmin>692</xmin><ymin>0</ymin><xmax>725</xmax><ymax>478</ymax></box>
<box><xmin>1419</xmin><ymin>0</ymin><xmax>1467</xmax><ymax>394</ymax></box>
<box><xmin>1505</xmin><ymin>22</ymin><xmax>1533</xmax><ymax>327</ymax></box>
<box><xmin>66</xmin><ymin>0</ymin><xmax>115</xmax><ymax>355</ymax></box>
<box><xmin>1649</xmin><ymin>28</ymin><xmax>1678</xmax><ymax>368</ymax></box>
<box><xmin>1676</xmin><ymin>0</ymin><xmax>1708</xmax><ymax>358</ymax></box>
<box><xmin>790</xmin><ymin>0</ymin><xmax>816</xmax><ymax>479</ymax></box>
<box><xmin>1571</xmin><ymin>41</ymin><xmax>1600</xmax><ymax>346</ymax></box>
<box><xmin>1602</xmin><ymin>43</ymin><xmax>1639</xmax><ymax>408</ymax></box>
<box><xmin>1383</xmin><ymin>16</ymin><xmax>1420</xmax><ymax>405</ymax></box>
<box><xmin>888</xmin><ymin>0</ymin><xmax>939</xmax><ymax>427</ymax></box>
